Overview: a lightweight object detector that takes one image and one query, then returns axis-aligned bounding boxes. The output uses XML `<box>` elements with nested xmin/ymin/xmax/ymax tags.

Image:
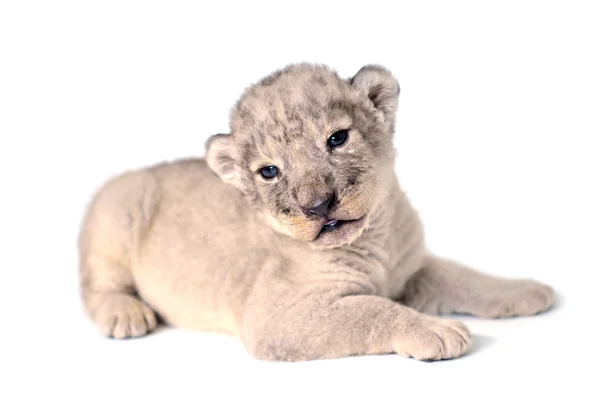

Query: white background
<box><xmin>1</xmin><ymin>1</ymin><xmax>599</xmax><ymax>397</ymax></box>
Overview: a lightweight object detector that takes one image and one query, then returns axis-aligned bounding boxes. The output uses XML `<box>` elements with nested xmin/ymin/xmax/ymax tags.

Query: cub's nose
<box><xmin>303</xmin><ymin>192</ymin><xmax>335</xmax><ymax>217</ymax></box>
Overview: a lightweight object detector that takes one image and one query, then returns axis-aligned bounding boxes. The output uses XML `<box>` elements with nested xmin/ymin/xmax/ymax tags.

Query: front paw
<box><xmin>472</xmin><ymin>279</ymin><xmax>555</xmax><ymax>319</ymax></box>
<box><xmin>393</xmin><ymin>315</ymin><xmax>471</xmax><ymax>361</ymax></box>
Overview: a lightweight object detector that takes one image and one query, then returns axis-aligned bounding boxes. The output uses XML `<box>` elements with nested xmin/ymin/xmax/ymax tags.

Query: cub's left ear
<box><xmin>350</xmin><ymin>65</ymin><xmax>400</xmax><ymax>124</ymax></box>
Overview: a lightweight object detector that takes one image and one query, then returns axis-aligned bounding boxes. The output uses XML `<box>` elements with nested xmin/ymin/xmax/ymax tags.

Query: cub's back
<box><xmin>140</xmin><ymin>157</ymin><xmax>266</xmax><ymax>258</ymax></box>
<box><xmin>131</xmin><ymin>158</ymin><xmax>269</xmax><ymax>333</ymax></box>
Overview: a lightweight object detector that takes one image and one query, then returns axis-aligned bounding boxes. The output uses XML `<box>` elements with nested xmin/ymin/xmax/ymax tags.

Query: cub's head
<box><xmin>206</xmin><ymin>63</ymin><xmax>400</xmax><ymax>248</ymax></box>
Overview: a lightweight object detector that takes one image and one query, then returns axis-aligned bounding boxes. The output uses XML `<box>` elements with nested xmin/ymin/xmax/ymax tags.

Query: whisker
<box><xmin>371</xmin><ymin>179</ymin><xmax>393</xmax><ymax>198</ymax></box>
<box><xmin>361</xmin><ymin>183</ymin><xmax>379</xmax><ymax>202</ymax></box>
<box><xmin>359</xmin><ymin>187</ymin><xmax>374</xmax><ymax>209</ymax></box>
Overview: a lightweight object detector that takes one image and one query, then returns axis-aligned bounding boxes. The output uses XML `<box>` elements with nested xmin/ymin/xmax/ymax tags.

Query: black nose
<box><xmin>304</xmin><ymin>193</ymin><xmax>335</xmax><ymax>217</ymax></box>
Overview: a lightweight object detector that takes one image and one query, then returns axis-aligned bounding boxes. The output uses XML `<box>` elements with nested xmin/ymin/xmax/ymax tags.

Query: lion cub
<box><xmin>78</xmin><ymin>63</ymin><xmax>554</xmax><ymax>361</ymax></box>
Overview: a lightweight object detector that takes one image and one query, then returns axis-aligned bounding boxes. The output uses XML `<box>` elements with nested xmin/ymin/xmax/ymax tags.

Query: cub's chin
<box><xmin>309</xmin><ymin>216</ymin><xmax>368</xmax><ymax>249</ymax></box>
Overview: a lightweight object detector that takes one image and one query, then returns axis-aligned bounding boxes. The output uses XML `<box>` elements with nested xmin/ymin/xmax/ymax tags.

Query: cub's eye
<box><xmin>260</xmin><ymin>166</ymin><xmax>279</xmax><ymax>179</ymax></box>
<box><xmin>327</xmin><ymin>129</ymin><xmax>349</xmax><ymax>148</ymax></box>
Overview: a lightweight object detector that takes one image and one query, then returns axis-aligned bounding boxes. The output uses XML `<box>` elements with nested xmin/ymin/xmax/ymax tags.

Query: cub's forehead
<box><xmin>229</xmin><ymin>64</ymin><xmax>362</xmax><ymax>164</ymax></box>
<box><xmin>231</xmin><ymin>65</ymin><xmax>359</xmax><ymax>135</ymax></box>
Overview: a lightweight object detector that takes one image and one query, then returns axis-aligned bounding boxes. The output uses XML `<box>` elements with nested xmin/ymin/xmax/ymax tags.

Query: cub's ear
<box><xmin>350</xmin><ymin>64</ymin><xmax>400</xmax><ymax>124</ymax></box>
<box><xmin>205</xmin><ymin>134</ymin><xmax>247</xmax><ymax>191</ymax></box>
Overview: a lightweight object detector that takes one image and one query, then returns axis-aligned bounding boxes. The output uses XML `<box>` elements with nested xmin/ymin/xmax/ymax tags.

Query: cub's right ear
<box><xmin>205</xmin><ymin>134</ymin><xmax>247</xmax><ymax>192</ymax></box>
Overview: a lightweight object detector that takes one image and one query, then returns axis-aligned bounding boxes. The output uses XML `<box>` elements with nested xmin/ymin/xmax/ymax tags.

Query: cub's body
<box><xmin>82</xmin><ymin>158</ymin><xmax>424</xmax><ymax>338</ymax></box>
<box><xmin>79</xmin><ymin>63</ymin><xmax>554</xmax><ymax>361</ymax></box>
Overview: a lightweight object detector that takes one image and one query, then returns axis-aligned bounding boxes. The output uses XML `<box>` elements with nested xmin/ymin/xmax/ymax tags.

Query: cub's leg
<box><xmin>78</xmin><ymin>170</ymin><xmax>160</xmax><ymax>338</ymax></box>
<box><xmin>242</xmin><ymin>267</ymin><xmax>471</xmax><ymax>362</ymax></box>
<box><xmin>400</xmin><ymin>255</ymin><xmax>555</xmax><ymax>318</ymax></box>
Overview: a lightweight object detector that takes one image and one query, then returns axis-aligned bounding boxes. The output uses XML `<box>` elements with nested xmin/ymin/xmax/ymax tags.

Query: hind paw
<box><xmin>92</xmin><ymin>294</ymin><xmax>157</xmax><ymax>338</ymax></box>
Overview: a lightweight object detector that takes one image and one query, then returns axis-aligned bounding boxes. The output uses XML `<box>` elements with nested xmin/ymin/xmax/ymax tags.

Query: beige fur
<box><xmin>78</xmin><ymin>63</ymin><xmax>555</xmax><ymax>361</ymax></box>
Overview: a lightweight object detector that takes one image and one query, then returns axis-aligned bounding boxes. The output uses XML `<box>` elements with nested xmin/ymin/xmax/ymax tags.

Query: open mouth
<box><xmin>313</xmin><ymin>216</ymin><xmax>367</xmax><ymax>247</ymax></box>
<box><xmin>320</xmin><ymin>219</ymin><xmax>346</xmax><ymax>233</ymax></box>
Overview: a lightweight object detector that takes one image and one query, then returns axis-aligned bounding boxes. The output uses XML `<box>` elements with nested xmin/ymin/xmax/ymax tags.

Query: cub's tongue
<box><xmin>325</xmin><ymin>219</ymin><xmax>338</xmax><ymax>226</ymax></box>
